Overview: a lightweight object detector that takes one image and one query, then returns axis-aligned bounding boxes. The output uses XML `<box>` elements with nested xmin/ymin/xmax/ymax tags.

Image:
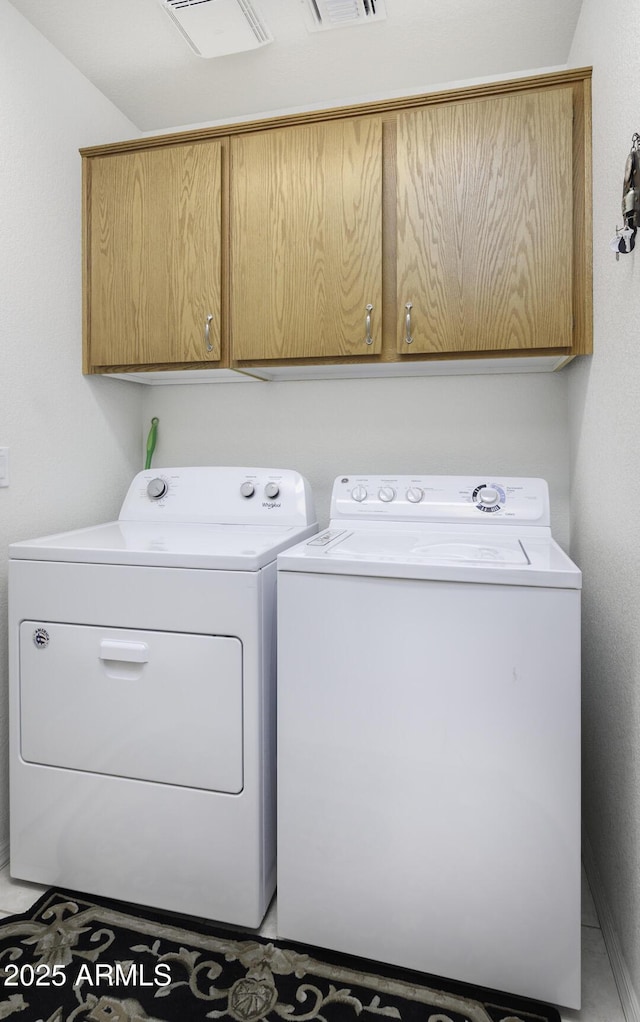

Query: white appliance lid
<box><xmin>278</xmin><ymin>473</ymin><xmax>580</xmax><ymax>589</ymax></box>
<box><xmin>10</xmin><ymin>520</ymin><xmax>316</xmax><ymax>570</ymax></box>
<box><xmin>10</xmin><ymin>466</ymin><xmax>317</xmax><ymax>569</ymax></box>
<box><xmin>333</xmin><ymin>527</ymin><xmax>530</xmax><ymax>564</ymax></box>
<box><xmin>278</xmin><ymin>524</ymin><xmax>581</xmax><ymax>588</ymax></box>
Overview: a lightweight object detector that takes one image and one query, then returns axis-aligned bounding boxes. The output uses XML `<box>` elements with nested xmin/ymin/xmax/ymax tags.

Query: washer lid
<box><xmin>336</xmin><ymin>529</ymin><xmax>530</xmax><ymax>565</ymax></box>
<box><xmin>278</xmin><ymin>524</ymin><xmax>581</xmax><ymax>588</ymax></box>
<box><xmin>10</xmin><ymin>520</ymin><xmax>317</xmax><ymax>570</ymax></box>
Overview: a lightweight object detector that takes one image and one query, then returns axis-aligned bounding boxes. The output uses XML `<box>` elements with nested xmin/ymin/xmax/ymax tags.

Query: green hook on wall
<box><xmin>145</xmin><ymin>417</ymin><xmax>159</xmax><ymax>470</ymax></box>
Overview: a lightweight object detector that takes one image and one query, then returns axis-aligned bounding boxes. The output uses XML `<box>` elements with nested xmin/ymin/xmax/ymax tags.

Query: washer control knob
<box><xmin>478</xmin><ymin>486</ymin><xmax>500</xmax><ymax>505</ymax></box>
<box><xmin>352</xmin><ymin>485</ymin><xmax>368</xmax><ymax>503</ymax></box>
<box><xmin>146</xmin><ymin>477</ymin><xmax>167</xmax><ymax>500</ymax></box>
<box><xmin>264</xmin><ymin>482</ymin><xmax>280</xmax><ymax>499</ymax></box>
<box><xmin>406</xmin><ymin>486</ymin><xmax>424</xmax><ymax>504</ymax></box>
<box><xmin>378</xmin><ymin>486</ymin><xmax>396</xmax><ymax>503</ymax></box>
<box><xmin>240</xmin><ymin>482</ymin><xmax>255</xmax><ymax>498</ymax></box>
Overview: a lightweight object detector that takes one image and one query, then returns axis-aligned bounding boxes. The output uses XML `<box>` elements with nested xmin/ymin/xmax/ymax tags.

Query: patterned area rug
<box><xmin>0</xmin><ymin>889</ymin><xmax>561</xmax><ymax>1022</ymax></box>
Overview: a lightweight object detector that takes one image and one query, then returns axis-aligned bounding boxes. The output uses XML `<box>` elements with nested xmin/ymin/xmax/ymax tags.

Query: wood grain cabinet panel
<box><xmin>396</xmin><ymin>87</ymin><xmax>574</xmax><ymax>355</ymax></box>
<box><xmin>81</xmin><ymin>68</ymin><xmax>591</xmax><ymax>378</ymax></box>
<box><xmin>85</xmin><ymin>141</ymin><xmax>223</xmax><ymax>369</ymax></box>
<box><xmin>229</xmin><ymin>117</ymin><xmax>383</xmax><ymax>360</ymax></box>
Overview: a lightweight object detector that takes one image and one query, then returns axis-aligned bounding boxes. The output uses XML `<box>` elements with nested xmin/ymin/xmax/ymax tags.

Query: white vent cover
<box><xmin>159</xmin><ymin>0</ymin><xmax>273</xmax><ymax>58</ymax></box>
<box><xmin>302</xmin><ymin>0</ymin><xmax>387</xmax><ymax>32</ymax></box>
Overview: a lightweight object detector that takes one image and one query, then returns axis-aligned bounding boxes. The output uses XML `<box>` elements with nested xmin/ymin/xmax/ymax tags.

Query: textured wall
<box><xmin>0</xmin><ymin>0</ymin><xmax>141</xmax><ymax>858</ymax></box>
<box><xmin>141</xmin><ymin>372</ymin><xmax>571</xmax><ymax>540</ymax></box>
<box><xmin>568</xmin><ymin>0</ymin><xmax>640</xmax><ymax>1002</ymax></box>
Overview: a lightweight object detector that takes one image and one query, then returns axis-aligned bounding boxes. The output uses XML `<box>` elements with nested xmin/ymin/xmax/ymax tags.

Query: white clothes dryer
<box><xmin>10</xmin><ymin>466</ymin><xmax>316</xmax><ymax>928</ymax></box>
<box><xmin>277</xmin><ymin>475</ymin><xmax>581</xmax><ymax>1008</ymax></box>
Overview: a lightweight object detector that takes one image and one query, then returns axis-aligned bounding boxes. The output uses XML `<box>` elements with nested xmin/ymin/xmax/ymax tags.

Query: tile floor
<box><xmin>0</xmin><ymin>865</ymin><xmax>626</xmax><ymax>1021</ymax></box>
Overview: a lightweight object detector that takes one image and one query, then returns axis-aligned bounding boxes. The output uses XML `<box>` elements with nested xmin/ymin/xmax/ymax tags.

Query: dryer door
<box><xmin>19</xmin><ymin>622</ymin><xmax>243</xmax><ymax>793</ymax></box>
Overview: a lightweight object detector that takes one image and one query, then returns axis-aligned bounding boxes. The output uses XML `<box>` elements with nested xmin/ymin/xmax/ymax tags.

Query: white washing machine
<box><xmin>277</xmin><ymin>475</ymin><xmax>581</xmax><ymax>1008</ymax></box>
<box><xmin>9</xmin><ymin>466</ymin><xmax>316</xmax><ymax>928</ymax></box>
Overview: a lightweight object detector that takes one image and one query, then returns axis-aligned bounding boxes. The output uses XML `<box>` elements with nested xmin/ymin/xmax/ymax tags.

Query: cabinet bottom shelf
<box><xmin>95</xmin><ymin>354</ymin><xmax>574</xmax><ymax>385</ymax></box>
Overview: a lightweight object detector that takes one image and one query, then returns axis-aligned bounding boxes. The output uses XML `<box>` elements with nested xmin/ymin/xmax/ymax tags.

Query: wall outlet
<box><xmin>0</xmin><ymin>448</ymin><xmax>9</xmax><ymax>487</ymax></box>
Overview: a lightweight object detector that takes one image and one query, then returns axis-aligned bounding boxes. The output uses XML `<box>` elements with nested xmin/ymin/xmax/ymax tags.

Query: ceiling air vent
<box><xmin>302</xmin><ymin>0</ymin><xmax>387</xmax><ymax>32</ymax></box>
<box><xmin>159</xmin><ymin>0</ymin><xmax>273</xmax><ymax>58</ymax></box>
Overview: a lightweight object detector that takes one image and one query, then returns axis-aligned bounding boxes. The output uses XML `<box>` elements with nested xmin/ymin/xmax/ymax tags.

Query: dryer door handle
<box><xmin>99</xmin><ymin>640</ymin><xmax>149</xmax><ymax>664</ymax></box>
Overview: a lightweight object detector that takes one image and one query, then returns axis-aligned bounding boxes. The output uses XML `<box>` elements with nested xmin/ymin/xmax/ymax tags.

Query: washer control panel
<box><xmin>331</xmin><ymin>475</ymin><xmax>549</xmax><ymax>526</ymax></box>
<box><xmin>119</xmin><ymin>468</ymin><xmax>316</xmax><ymax>527</ymax></box>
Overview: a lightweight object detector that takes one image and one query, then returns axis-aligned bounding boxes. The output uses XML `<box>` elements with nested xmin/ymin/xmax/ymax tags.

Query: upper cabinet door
<box><xmin>87</xmin><ymin>141</ymin><xmax>223</xmax><ymax>368</ymax></box>
<box><xmin>230</xmin><ymin>117</ymin><xmax>383</xmax><ymax>360</ymax></box>
<box><xmin>396</xmin><ymin>87</ymin><xmax>574</xmax><ymax>355</ymax></box>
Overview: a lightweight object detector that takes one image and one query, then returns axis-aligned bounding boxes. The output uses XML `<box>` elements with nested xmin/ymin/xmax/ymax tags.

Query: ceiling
<box><xmin>8</xmin><ymin>0</ymin><xmax>584</xmax><ymax>133</ymax></box>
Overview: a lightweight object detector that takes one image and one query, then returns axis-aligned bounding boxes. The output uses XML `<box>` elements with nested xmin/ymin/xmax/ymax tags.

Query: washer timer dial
<box><xmin>478</xmin><ymin>486</ymin><xmax>499</xmax><ymax>505</ymax></box>
<box><xmin>472</xmin><ymin>482</ymin><xmax>505</xmax><ymax>513</ymax></box>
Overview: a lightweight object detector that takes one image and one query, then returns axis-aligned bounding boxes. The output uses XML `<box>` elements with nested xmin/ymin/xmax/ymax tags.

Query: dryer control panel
<box><xmin>119</xmin><ymin>467</ymin><xmax>316</xmax><ymax>527</ymax></box>
<box><xmin>331</xmin><ymin>475</ymin><xmax>550</xmax><ymax>527</ymax></box>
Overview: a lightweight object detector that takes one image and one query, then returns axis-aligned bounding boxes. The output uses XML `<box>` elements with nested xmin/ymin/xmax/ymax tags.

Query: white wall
<box><xmin>0</xmin><ymin>0</ymin><xmax>142</xmax><ymax>857</ymax></box>
<box><xmin>568</xmin><ymin>1</ymin><xmax>640</xmax><ymax>1008</ymax></box>
<box><xmin>142</xmin><ymin>372</ymin><xmax>571</xmax><ymax>539</ymax></box>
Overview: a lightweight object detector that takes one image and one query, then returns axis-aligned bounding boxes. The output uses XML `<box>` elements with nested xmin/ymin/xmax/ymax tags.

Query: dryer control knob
<box><xmin>147</xmin><ymin>477</ymin><xmax>167</xmax><ymax>500</ymax></box>
<box><xmin>478</xmin><ymin>486</ymin><xmax>500</xmax><ymax>505</ymax></box>
<box><xmin>406</xmin><ymin>487</ymin><xmax>424</xmax><ymax>503</ymax></box>
<box><xmin>379</xmin><ymin>486</ymin><xmax>396</xmax><ymax>502</ymax></box>
<box><xmin>240</xmin><ymin>482</ymin><xmax>255</xmax><ymax>498</ymax></box>
<box><xmin>265</xmin><ymin>482</ymin><xmax>280</xmax><ymax>499</ymax></box>
<box><xmin>352</xmin><ymin>485</ymin><xmax>368</xmax><ymax>502</ymax></box>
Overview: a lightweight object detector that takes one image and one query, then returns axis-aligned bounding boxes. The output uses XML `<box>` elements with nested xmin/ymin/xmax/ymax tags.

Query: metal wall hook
<box><xmin>611</xmin><ymin>133</ymin><xmax>640</xmax><ymax>258</ymax></box>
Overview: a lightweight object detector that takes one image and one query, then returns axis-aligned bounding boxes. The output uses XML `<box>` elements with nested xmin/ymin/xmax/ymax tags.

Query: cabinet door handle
<box><xmin>404</xmin><ymin>302</ymin><xmax>414</xmax><ymax>345</ymax></box>
<box><xmin>364</xmin><ymin>304</ymin><xmax>374</xmax><ymax>346</ymax></box>
<box><xmin>205</xmin><ymin>314</ymin><xmax>214</xmax><ymax>353</ymax></box>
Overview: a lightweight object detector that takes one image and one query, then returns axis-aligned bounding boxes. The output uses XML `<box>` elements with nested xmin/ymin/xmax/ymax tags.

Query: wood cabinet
<box><xmin>83</xmin><ymin>140</ymin><xmax>224</xmax><ymax>372</ymax></box>
<box><xmin>81</xmin><ymin>67</ymin><xmax>591</xmax><ymax>379</ymax></box>
<box><xmin>395</xmin><ymin>87</ymin><xmax>574</xmax><ymax>356</ymax></box>
<box><xmin>230</xmin><ymin>117</ymin><xmax>383</xmax><ymax>360</ymax></box>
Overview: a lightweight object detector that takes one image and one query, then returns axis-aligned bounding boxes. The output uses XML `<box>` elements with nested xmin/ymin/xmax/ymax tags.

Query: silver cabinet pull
<box><xmin>205</xmin><ymin>314</ymin><xmax>214</xmax><ymax>352</ymax></box>
<box><xmin>404</xmin><ymin>302</ymin><xmax>414</xmax><ymax>345</ymax></box>
<box><xmin>364</xmin><ymin>304</ymin><xmax>374</xmax><ymax>346</ymax></box>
